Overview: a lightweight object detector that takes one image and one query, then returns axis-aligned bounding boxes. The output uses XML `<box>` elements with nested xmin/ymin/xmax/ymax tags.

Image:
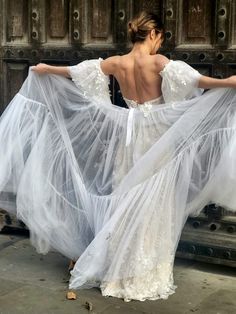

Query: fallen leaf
<box><xmin>66</xmin><ymin>291</ymin><xmax>77</xmax><ymax>300</ymax></box>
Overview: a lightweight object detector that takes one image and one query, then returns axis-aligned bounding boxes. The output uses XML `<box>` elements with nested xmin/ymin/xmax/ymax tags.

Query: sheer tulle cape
<box><xmin>0</xmin><ymin>62</ymin><xmax>236</xmax><ymax>301</ymax></box>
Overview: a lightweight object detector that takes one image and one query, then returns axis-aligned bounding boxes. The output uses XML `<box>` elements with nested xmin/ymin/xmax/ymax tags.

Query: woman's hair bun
<box><xmin>128</xmin><ymin>11</ymin><xmax>164</xmax><ymax>44</ymax></box>
<box><xmin>128</xmin><ymin>21</ymin><xmax>138</xmax><ymax>34</ymax></box>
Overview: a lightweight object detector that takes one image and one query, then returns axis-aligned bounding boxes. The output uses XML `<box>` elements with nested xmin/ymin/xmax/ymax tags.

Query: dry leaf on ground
<box><xmin>66</xmin><ymin>291</ymin><xmax>77</xmax><ymax>300</ymax></box>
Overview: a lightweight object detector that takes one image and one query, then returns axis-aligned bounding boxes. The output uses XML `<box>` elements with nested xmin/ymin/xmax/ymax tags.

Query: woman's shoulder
<box><xmin>100</xmin><ymin>53</ymin><xmax>171</xmax><ymax>75</ymax></box>
<box><xmin>155</xmin><ymin>54</ymin><xmax>170</xmax><ymax>63</ymax></box>
<box><xmin>100</xmin><ymin>56</ymin><xmax>121</xmax><ymax>75</ymax></box>
<box><xmin>154</xmin><ymin>54</ymin><xmax>170</xmax><ymax>73</ymax></box>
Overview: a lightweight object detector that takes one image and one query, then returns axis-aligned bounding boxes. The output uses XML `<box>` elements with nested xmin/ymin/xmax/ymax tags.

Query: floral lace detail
<box><xmin>101</xmin><ymin>168</ymin><xmax>177</xmax><ymax>302</ymax></box>
<box><xmin>68</xmin><ymin>58</ymin><xmax>110</xmax><ymax>100</ymax></box>
<box><xmin>160</xmin><ymin>60</ymin><xmax>203</xmax><ymax>103</ymax></box>
<box><xmin>139</xmin><ymin>102</ymin><xmax>153</xmax><ymax>117</ymax></box>
<box><xmin>101</xmin><ymin>261</ymin><xmax>176</xmax><ymax>302</ymax></box>
<box><xmin>125</xmin><ymin>99</ymin><xmax>139</xmax><ymax>108</ymax></box>
<box><xmin>124</xmin><ymin>96</ymin><xmax>163</xmax><ymax>117</ymax></box>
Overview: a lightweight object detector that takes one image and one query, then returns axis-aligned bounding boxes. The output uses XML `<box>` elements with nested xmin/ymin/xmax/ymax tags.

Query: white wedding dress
<box><xmin>0</xmin><ymin>58</ymin><xmax>236</xmax><ymax>301</ymax></box>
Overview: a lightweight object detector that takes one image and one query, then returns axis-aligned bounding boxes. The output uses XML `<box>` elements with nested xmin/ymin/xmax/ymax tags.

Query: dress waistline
<box><xmin>125</xmin><ymin>96</ymin><xmax>163</xmax><ymax>147</ymax></box>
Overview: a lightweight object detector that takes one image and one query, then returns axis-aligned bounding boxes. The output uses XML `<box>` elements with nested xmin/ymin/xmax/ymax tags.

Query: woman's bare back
<box><xmin>101</xmin><ymin>53</ymin><xmax>169</xmax><ymax>104</ymax></box>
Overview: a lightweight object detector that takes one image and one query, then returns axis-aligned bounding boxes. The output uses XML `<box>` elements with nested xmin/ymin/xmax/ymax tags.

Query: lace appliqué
<box><xmin>101</xmin><ymin>262</ymin><xmax>177</xmax><ymax>302</ymax></box>
<box><xmin>101</xmin><ymin>224</ymin><xmax>177</xmax><ymax>302</ymax></box>
<box><xmin>68</xmin><ymin>58</ymin><xmax>110</xmax><ymax>100</ymax></box>
<box><xmin>125</xmin><ymin>99</ymin><xmax>154</xmax><ymax>118</ymax></box>
<box><xmin>160</xmin><ymin>60</ymin><xmax>203</xmax><ymax>103</ymax></box>
<box><xmin>93</xmin><ymin>58</ymin><xmax>110</xmax><ymax>98</ymax></box>
<box><xmin>139</xmin><ymin>102</ymin><xmax>153</xmax><ymax>117</ymax></box>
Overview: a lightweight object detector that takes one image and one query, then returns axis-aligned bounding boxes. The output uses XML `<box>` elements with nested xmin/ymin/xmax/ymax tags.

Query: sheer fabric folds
<box><xmin>0</xmin><ymin>59</ymin><xmax>236</xmax><ymax>301</ymax></box>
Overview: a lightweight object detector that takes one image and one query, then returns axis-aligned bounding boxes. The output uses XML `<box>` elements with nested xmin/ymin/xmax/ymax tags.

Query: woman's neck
<box><xmin>130</xmin><ymin>42</ymin><xmax>152</xmax><ymax>56</ymax></box>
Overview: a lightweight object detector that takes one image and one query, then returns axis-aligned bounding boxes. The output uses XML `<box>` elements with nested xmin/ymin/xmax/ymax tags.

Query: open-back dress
<box><xmin>0</xmin><ymin>58</ymin><xmax>235</xmax><ymax>301</ymax></box>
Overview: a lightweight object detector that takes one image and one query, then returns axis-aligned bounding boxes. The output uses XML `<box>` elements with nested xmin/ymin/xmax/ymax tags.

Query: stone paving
<box><xmin>0</xmin><ymin>231</ymin><xmax>235</xmax><ymax>314</ymax></box>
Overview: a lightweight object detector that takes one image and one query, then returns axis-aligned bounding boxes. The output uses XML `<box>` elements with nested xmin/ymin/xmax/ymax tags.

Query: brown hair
<box><xmin>128</xmin><ymin>11</ymin><xmax>164</xmax><ymax>44</ymax></box>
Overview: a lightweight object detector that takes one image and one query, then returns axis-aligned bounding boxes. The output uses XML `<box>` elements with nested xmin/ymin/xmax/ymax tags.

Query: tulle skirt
<box><xmin>0</xmin><ymin>69</ymin><xmax>236</xmax><ymax>301</ymax></box>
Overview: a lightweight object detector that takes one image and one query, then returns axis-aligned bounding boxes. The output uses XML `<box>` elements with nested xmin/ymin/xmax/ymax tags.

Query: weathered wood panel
<box><xmin>134</xmin><ymin>0</ymin><xmax>163</xmax><ymax>15</ymax></box>
<box><xmin>92</xmin><ymin>0</ymin><xmax>110</xmax><ymax>38</ymax></box>
<box><xmin>178</xmin><ymin>0</ymin><xmax>213</xmax><ymax>47</ymax></box>
<box><xmin>48</xmin><ymin>0</ymin><xmax>68</xmax><ymax>39</ymax></box>
<box><xmin>6</xmin><ymin>0</ymin><xmax>28</xmax><ymax>43</ymax></box>
<box><xmin>4</xmin><ymin>62</ymin><xmax>29</xmax><ymax>103</ymax></box>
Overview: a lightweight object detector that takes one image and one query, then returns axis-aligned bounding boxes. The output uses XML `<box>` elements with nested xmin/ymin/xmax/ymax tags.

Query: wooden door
<box><xmin>0</xmin><ymin>0</ymin><xmax>235</xmax><ymax>266</ymax></box>
<box><xmin>164</xmin><ymin>0</ymin><xmax>236</xmax><ymax>267</ymax></box>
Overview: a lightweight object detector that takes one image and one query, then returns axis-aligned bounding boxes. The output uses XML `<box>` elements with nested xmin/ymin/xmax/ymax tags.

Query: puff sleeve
<box><xmin>160</xmin><ymin>60</ymin><xmax>204</xmax><ymax>103</ymax></box>
<box><xmin>67</xmin><ymin>58</ymin><xmax>110</xmax><ymax>100</ymax></box>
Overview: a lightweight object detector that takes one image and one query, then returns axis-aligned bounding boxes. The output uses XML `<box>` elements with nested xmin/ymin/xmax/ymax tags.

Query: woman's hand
<box><xmin>31</xmin><ymin>63</ymin><xmax>70</xmax><ymax>77</ymax></box>
<box><xmin>31</xmin><ymin>63</ymin><xmax>50</xmax><ymax>74</ymax></box>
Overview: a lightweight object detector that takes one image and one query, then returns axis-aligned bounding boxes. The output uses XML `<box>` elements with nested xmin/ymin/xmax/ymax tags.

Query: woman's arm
<box><xmin>31</xmin><ymin>63</ymin><xmax>70</xmax><ymax>77</ymax></box>
<box><xmin>198</xmin><ymin>75</ymin><xmax>236</xmax><ymax>89</ymax></box>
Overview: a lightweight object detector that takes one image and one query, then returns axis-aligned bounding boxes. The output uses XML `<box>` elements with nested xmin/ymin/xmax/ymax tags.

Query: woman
<box><xmin>0</xmin><ymin>11</ymin><xmax>236</xmax><ymax>301</ymax></box>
